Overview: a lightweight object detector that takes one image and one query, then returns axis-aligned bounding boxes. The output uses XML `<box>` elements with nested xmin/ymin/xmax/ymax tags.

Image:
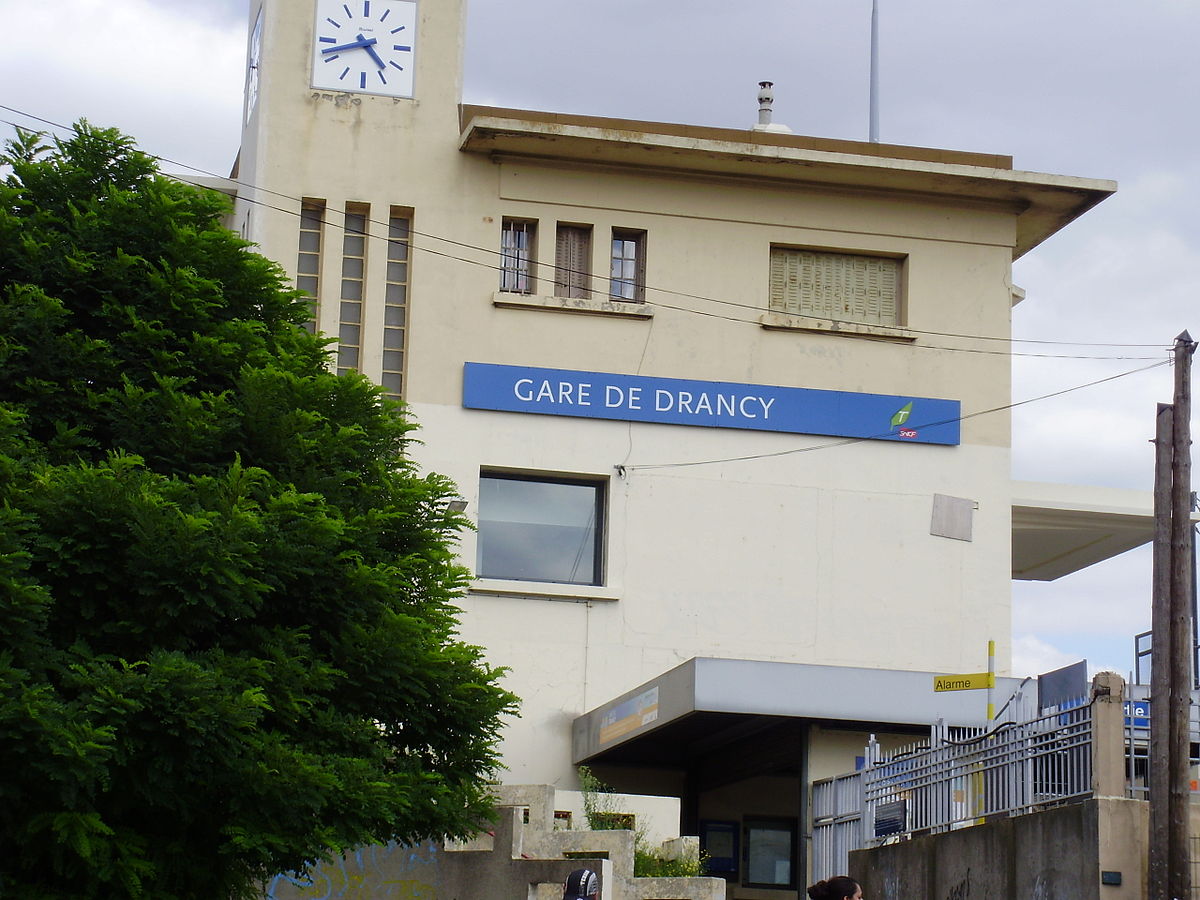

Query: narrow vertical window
<box><xmin>338</xmin><ymin>204</ymin><xmax>369</xmax><ymax>376</ymax></box>
<box><xmin>382</xmin><ymin>208</ymin><xmax>411</xmax><ymax>398</ymax></box>
<box><xmin>554</xmin><ymin>224</ymin><xmax>592</xmax><ymax>299</ymax></box>
<box><xmin>610</xmin><ymin>228</ymin><xmax>646</xmax><ymax>302</ymax></box>
<box><xmin>297</xmin><ymin>199</ymin><xmax>325</xmax><ymax>333</ymax></box>
<box><xmin>500</xmin><ymin>218</ymin><xmax>536</xmax><ymax>294</ymax></box>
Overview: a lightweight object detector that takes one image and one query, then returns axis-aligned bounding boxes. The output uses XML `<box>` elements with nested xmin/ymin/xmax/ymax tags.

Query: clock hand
<box><xmin>321</xmin><ymin>37</ymin><xmax>370</xmax><ymax>54</ymax></box>
<box><xmin>357</xmin><ymin>33</ymin><xmax>386</xmax><ymax>68</ymax></box>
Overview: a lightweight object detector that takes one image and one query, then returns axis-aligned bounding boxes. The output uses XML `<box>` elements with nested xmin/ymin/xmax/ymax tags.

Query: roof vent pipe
<box><xmin>753</xmin><ymin>81</ymin><xmax>793</xmax><ymax>134</ymax></box>
<box><xmin>757</xmin><ymin>81</ymin><xmax>775</xmax><ymax>127</ymax></box>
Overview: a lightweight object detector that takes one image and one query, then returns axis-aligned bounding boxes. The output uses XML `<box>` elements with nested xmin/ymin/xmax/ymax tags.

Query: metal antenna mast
<box><xmin>869</xmin><ymin>0</ymin><xmax>880</xmax><ymax>142</ymax></box>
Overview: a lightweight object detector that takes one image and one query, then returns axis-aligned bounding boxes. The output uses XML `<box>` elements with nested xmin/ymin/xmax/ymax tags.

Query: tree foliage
<box><xmin>0</xmin><ymin>123</ymin><xmax>516</xmax><ymax>899</ymax></box>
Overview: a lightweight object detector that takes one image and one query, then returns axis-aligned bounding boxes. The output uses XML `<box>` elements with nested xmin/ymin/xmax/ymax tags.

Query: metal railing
<box><xmin>811</xmin><ymin>704</ymin><xmax>1093</xmax><ymax>881</ymax></box>
<box><xmin>862</xmin><ymin>705</ymin><xmax>1092</xmax><ymax>841</ymax></box>
<box><xmin>811</xmin><ymin>773</ymin><xmax>864</xmax><ymax>883</ymax></box>
<box><xmin>810</xmin><ymin>683</ymin><xmax>1200</xmax><ymax>889</ymax></box>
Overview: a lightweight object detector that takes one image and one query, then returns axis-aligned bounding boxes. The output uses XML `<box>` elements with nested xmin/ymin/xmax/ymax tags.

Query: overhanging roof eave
<box><xmin>459</xmin><ymin>112</ymin><xmax>1115</xmax><ymax>258</ymax></box>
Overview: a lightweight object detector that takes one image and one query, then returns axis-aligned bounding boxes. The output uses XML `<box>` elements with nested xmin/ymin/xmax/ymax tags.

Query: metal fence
<box><xmin>1122</xmin><ymin>696</ymin><xmax>1200</xmax><ymax>801</ymax></box>
<box><xmin>1193</xmin><ymin>837</ymin><xmax>1200</xmax><ymax>900</ymax></box>
<box><xmin>811</xmin><ymin>773</ymin><xmax>864</xmax><ymax>883</ymax></box>
<box><xmin>862</xmin><ymin>705</ymin><xmax>1092</xmax><ymax>841</ymax></box>
<box><xmin>811</xmin><ymin>704</ymin><xmax>1093</xmax><ymax>881</ymax></box>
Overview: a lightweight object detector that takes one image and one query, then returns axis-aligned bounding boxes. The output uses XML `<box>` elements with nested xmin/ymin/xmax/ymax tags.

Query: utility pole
<box><xmin>1150</xmin><ymin>331</ymin><xmax>1195</xmax><ymax>900</ymax></box>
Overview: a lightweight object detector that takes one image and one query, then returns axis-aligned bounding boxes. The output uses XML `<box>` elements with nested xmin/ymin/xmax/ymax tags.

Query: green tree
<box><xmin>0</xmin><ymin>123</ymin><xmax>516</xmax><ymax>899</ymax></box>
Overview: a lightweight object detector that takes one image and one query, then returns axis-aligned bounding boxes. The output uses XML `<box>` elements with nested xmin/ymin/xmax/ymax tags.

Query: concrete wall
<box><xmin>850</xmin><ymin>798</ymin><xmax>1149</xmax><ymax>900</ymax></box>
<box><xmin>266</xmin><ymin>787</ymin><xmax>723</xmax><ymax>900</ymax></box>
<box><xmin>550</xmin><ymin>787</ymin><xmax>683</xmax><ymax>848</ymax></box>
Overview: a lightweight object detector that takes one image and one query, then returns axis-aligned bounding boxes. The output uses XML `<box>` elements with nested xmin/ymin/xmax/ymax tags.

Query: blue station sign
<box><xmin>1124</xmin><ymin>699</ymin><xmax>1150</xmax><ymax>729</ymax></box>
<box><xmin>462</xmin><ymin>363</ymin><xmax>961</xmax><ymax>445</ymax></box>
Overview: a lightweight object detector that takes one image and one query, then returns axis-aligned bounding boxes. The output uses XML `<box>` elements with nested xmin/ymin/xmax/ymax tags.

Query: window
<box><xmin>500</xmin><ymin>219</ymin><xmax>536</xmax><ymax>293</ymax></box>
<box><xmin>337</xmin><ymin>204</ymin><xmax>369</xmax><ymax>376</ymax></box>
<box><xmin>609</xmin><ymin>228</ymin><xmax>646</xmax><ymax>302</ymax></box>
<box><xmin>296</xmin><ymin>199</ymin><xmax>326</xmax><ymax>333</ymax></box>
<box><xmin>382</xmin><ymin>208</ymin><xmax>411</xmax><ymax>398</ymax></box>
<box><xmin>477</xmin><ymin>474</ymin><xmax>604</xmax><ymax>586</ymax></box>
<box><xmin>554</xmin><ymin>224</ymin><xmax>592</xmax><ymax>299</ymax></box>
<box><xmin>743</xmin><ymin>817</ymin><xmax>797</xmax><ymax>890</ymax></box>
<box><xmin>769</xmin><ymin>247</ymin><xmax>900</xmax><ymax>326</ymax></box>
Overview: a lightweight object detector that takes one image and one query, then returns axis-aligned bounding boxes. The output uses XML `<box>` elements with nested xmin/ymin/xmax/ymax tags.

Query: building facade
<box><xmin>228</xmin><ymin>0</ymin><xmax>1139</xmax><ymax>894</ymax></box>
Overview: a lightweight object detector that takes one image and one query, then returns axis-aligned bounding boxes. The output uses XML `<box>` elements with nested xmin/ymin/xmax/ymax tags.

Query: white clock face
<box><xmin>246</xmin><ymin>7</ymin><xmax>263</xmax><ymax>123</ymax></box>
<box><xmin>312</xmin><ymin>0</ymin><xmax>417</xmax><ymax>98</ymax></box>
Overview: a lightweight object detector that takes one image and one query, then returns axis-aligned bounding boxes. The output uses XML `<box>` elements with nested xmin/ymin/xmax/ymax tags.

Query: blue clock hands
<box><xmin>321</xmin><ymin>37</ymin><xmax>371</xmax><ymax>54</ymax></box>
<box><xmin>360</xmin><ymin>36</ymin><xmax>386</xmax><ymax>69</ymax></box>
<box><xmin>321</xmin><ymin>33</ymin><xmax>385</xmax><ymax>68</ymax></box>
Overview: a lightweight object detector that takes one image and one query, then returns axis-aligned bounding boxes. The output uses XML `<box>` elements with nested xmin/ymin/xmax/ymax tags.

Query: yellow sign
<box><xmin>933</xmin><ymin>672</ymin><xmax>995</xmax><ymax>692</ymax></box>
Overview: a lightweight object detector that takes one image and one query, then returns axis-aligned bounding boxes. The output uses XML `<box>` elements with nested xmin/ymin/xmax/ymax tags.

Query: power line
<box><xmin>2</xmin><ymin>110</ymin><xmax>1174</xmax><ymax>470</ymax></box>
<box><xmin>622</xmin><ymin>359</ymin><xmax>1171</xmax><ymax>471</ymax></box>
<box><xmin>0</xmin><ymin>105</ymin><xmax>1168</xmax><ymax>362</ymax></box>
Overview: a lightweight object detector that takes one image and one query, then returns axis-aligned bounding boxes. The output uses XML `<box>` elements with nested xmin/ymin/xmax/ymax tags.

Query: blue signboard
<box><xmin>1124</xmin><ymin>699</ymin><xmax>1150</xmax><ymax>729</ymax></box>
<box><xmin>462</xmin><ymin>363</ymin><xmax>961</xmax><ymax>445</ymax></box>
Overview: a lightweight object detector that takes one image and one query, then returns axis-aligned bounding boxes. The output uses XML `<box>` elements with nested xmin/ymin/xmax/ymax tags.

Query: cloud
<box><xmin>1010</xmin><ymin>634</ymin><xmax>1129</xmax><ymax>682</ymax></box>
<box><xmin>1014</xmin><ymin>545</ymin><xmax>1152</xmax><ymax>636</ymax></box>
<box><xmin>1010</xmin><ymin>635</ymin><xmax>1078</xmax><ymax>678</ymax></box>
<box><xmin>2</xmin><ymin>0</ymin><xmax>245</xmax><ymax>174</ymax></box>
<box><xmin>1010</xmin><ymin>168</ymin><xmax>1200</xmax><ymax>493</ymax></box>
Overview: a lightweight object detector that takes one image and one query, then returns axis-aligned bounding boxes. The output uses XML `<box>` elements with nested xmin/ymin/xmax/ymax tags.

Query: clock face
<box><xmin>246</xmin><ymin>7</ymin><xmax>263</xmax><ymax>123</ymax></box>
<box><xmin>312</xmin><ymin>0</ymin><xmax>417</xmax><ymax>98</ymax></box>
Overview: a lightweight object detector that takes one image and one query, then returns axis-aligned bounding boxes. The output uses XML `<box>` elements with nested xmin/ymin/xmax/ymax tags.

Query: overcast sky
<box><xmin>4</xmin><ymin>0</ymin><xmax>1197</xmax><ymax>683</ymax></box>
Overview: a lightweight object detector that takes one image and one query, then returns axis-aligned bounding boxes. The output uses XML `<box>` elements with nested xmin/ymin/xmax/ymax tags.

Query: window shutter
<box><xmin>770</xmin><ymin>248</ymin><xmax>899</xmax><ymax>326</ymax></box>
<box><xmin>555</xmin><ymin>225</ymin><xmax>590</xmax><ymax>298</ymax></box>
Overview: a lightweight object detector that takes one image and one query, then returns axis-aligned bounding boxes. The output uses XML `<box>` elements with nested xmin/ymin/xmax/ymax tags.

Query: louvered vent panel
<box><xmin>769</xmin><ymin>248</ymin><xmax>899</xmax><ymax>326</ymax></box>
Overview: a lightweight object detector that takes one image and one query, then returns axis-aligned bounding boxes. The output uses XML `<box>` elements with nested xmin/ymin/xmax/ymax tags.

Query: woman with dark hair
<box><xmin>806</xmin><ymin>875</ymin><xmax>863</xmax><ymax>899</ymax></box>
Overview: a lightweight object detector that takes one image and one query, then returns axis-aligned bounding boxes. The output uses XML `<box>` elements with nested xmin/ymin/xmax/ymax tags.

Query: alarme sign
<box><xmin>462</xmin><ymin>363</ymin><xmax>960</xmax><ymax>445</ymax></box>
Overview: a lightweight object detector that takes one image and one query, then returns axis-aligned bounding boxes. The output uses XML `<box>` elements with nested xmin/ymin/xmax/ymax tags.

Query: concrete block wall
<box><xmin>265</xmin><ymin>785</ymin><xmax>725</xmax><ymax>900</ymax></box>
<box><xmin>851</xmin><ymin>798</ymin><xmax>1148</xmax><ymax>900</ymax></box>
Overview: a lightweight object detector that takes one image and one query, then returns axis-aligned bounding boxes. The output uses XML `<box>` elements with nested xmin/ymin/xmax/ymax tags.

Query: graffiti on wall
<box><xmin>265</xmin><ymin>841</ymin><xmax>439</xmax><ymax>899</ymax></box>
<box><xmin>943</xmin><ymin>869</ymin><xmax>970</xmax><ymax>900</ymax></box>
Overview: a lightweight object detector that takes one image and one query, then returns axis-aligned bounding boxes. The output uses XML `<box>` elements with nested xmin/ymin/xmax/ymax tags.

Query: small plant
<box><xmin>633</xmin><ymin>844</ymin><xmax>708</xmax><ymax>878</ymax></box>
<box><xmin>576</xmin><ymin>767</ymin><xmax>708</xmax><ymax>877</ymax></box>
<box><xmin>578</xmin><ymin>765</ymin><xmax>623</xmax><ymax>831</ymax></box>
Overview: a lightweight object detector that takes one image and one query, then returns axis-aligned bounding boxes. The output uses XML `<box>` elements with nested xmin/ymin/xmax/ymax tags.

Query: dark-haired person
<box><xmin>807</xmin><ymin>874</ymin><xmax>863</xmax><ymax>900</ymax></box>
<box><xmin>563</xmin><ymin>867</ymin><xmax>599</xmax><ymax>900</ymax></box>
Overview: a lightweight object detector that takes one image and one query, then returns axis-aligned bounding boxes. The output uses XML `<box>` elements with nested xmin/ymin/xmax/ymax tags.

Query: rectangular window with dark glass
<box><xmin>609</xmin><ymin>228</ymin><xmax>646</xmax><ymax>302</ymax></box>
<box><xmin>477</xmin><ymin>473</ymin><xmax>604</xmax><ymax>586</ymax></box>
<box><xmin>500</xmin><ymin>218</ymin><xmax>536</xmax><ymax>294</ymax></box>
<box><xmin>743</xmin><ymin>817</ymin><xmax>797</xmax><ymax>890</ymax></box>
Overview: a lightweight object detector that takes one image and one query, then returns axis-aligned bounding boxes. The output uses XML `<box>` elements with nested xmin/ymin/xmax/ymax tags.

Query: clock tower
<box><xmin>232</xmin><ymin>0</ymin><xmax>471</xmax><ymax>397</ymax></box>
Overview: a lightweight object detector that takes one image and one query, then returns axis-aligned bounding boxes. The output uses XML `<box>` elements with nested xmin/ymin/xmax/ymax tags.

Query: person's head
<box><xmin>563</xmin><ymin>868</ymin><xmax>599</xmax><ymax>900</ymax></box>
<box><xmin>806</xmin><ymin>875</ymin><xmax>862</xmax><ymax>900</ymax></box>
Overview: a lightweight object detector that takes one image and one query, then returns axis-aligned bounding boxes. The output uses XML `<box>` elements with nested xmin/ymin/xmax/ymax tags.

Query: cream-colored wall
<box><xmin>551</xmin><ymin>789</ymin><xmax>682</xmax><ymax>849</ymax></box>
<box><xmin>806</xmin><ymin>728</ymin><xmax>922</xmax><ymax>784</ymax></box>
<box><xmin>238</xmin><ymin>0</ymin><xmax>1019</xmax><ymax>790</ymax></box>
<box><xmin>420</xmin><ymin>396</ymin><xmax>1010</xmax><ymax>782</ymax></box>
